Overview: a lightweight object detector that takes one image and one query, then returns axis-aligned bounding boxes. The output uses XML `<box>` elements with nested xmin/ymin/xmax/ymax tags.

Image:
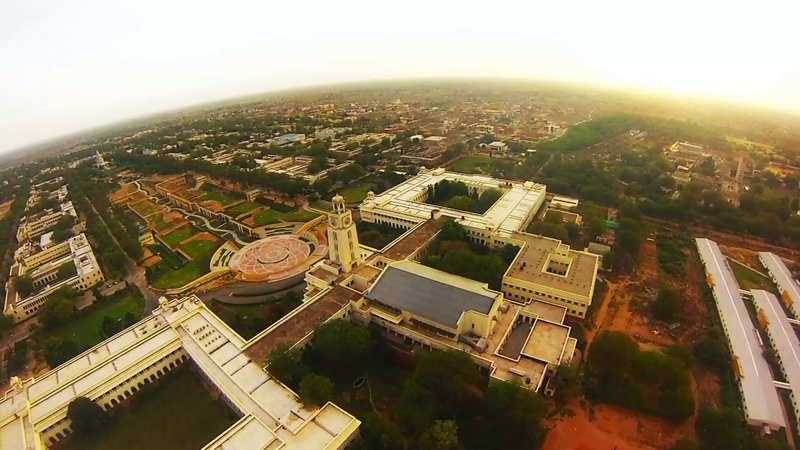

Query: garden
<box><xmin>446</xmin><ymin>156</ymin><xmax>492</xmax><ymax>174</ymax></box>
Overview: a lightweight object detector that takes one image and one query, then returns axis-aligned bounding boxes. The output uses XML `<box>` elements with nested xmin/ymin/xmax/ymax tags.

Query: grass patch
<box><xmin>310</xmin><ymin>200</ymin><xmax>332</xmax><ymax>211</ymax></box>
<box><xmin>447</xmin><ymin>156</ymin><xmax>492</xmax><ymax>174</ymax></box>
<box><xmin>129</xmin><ymin>201</ymin><xmax>158</xmax><ymax>217</ymax></box>
<box><xmin>225</xmin><ymin>201</ymin><xmax>260</xmax><ymax>216</ymax></box>
<box><xmin>180</xmin><ymin>240</ymin><xmax>218</xmax><ymax>261</ymax></box>
<box><xmin>162</xmin><ymin>225</ymin><xmax>197</xmax><ymax>247</ymax></box>
<box><xmin>199</xmin><ymin>191</ymin><xmax>235</xmax><ymax>206</ymax></box>
<box><xmin>152</xmin><ymin>213</ymin><xmax>173</xmax><ymax>231</ymax></box>
<box><xmin>150</xmin><ymin>262</ymin><xmax>204</xmax><ymax>289</ymax></box>
<box><xmin>50</xmin><ymin>293</ymin><xmax>145</xmax><ymax>350</ymax></box>
<box><xmin>729</xmin><ymin>259</ymin><xmax>778</xmax><ymax>294</ymax></box>
<box><xmin>281</xmin><ymin>210</ymin><xmax>319</xmax><ymax>222</ymax></box>
<box><xmin>655</xmin><ymin>233</ymin><xmax>690</xmax><ymax>276</ymax></box>
<box><xmin>148</xmin><ymin>244</ymin><xmax>183</xmax><ymax>269</ymax></box>
<box><xmin>253</xmin><ymin>210</ymin><xmax>282</xmax><ymax>226</ymax></box>
<box><xmin>60</xmin><ymin>369</ymin><xmax>237</xmax><ymax>450</ymax></box>
<box><xmin>337</xmin><ymin>179</ymin><xmax>377</xmax><ymax>203</ymax></box>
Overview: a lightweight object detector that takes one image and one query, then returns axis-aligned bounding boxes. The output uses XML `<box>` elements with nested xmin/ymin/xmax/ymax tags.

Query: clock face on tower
<box><xmin>344</xmin><ymin>217</ymin><xmax>351</xmax><ymax>226</ymax></box>
<box><xmin>330</xmin><ymin>217</ymin><xmax>338</xmax><ymax>227</ymax></box>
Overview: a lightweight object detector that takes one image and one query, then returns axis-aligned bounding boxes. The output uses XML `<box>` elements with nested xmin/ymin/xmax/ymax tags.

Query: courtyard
<box><xmin>59</xmin><ymin>368</ymin><xmax>238</xmax><ymax>450</ymax></box>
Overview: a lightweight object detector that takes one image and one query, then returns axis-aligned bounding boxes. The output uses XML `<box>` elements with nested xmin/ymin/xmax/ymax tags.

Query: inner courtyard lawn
<box><xmin>252</xmin><ymin>209</ymin><xmax>282</xmax><ymax>226</ymax></box>
<box><xmin>180</xmin><ymin>239</ymin><xmax>217</xmax><ymax>261</ymax></box>
<box><xmin>729</xmin><ymin>259</ymin><xmax>778</xmax><ymax>294</ymax></box>
<box><xmin>199</xmin><ymin>191</ymin><xmax>235</xmax><ymax>205</ymax></box>
<box><xmin>162</xmin><ymin>225</ymin><xmax>197</xmax><ymax>247</ymax></box>
<box><xmin>50</xmin><ymin>293</ymin><xmax>145</xmax><ymax>351</ymax></box>
<box><xmin>224</xmin><ymin>201</ymin><xmax>260</xmax><ymax>216</ymax></box>
<box><xmin>59</xmin><ymin>369</ymin><xmax>238</xmax><ymax>450</ymax></box>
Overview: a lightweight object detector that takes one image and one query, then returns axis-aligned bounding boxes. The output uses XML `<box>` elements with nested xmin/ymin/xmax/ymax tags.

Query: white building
<box><xmin>359</xmin><ymin>170</ymin><xmax>598</xmax><ymax>318</ymax></box>
<box><xmin>17</xmin><ymin>201</ymin><xmax>77</xmax><ymax>242</ymax></box>
<box><xmin>326</xmin><ymin>195</ymin><xmax>362</xmax><ymax>273</ymax></box>
<box><xmin>488</xmin><ymin>141</ymin><xmax>508</xmax><ymax>154</ymax></box>
<box><xmin>695</xmin><ymin>238</ymin><xmax>785</xmax><ymax>431</ymax></box>
<box><xmin>759</xmin><ymin>252</ymin><xmax>800</xmax><ymax>318</ymax></box>
<box><xmin>94</xmin><ymin>151</ymin><xmax>110</xmax><ymax>169</ymax></box>
<box><xmin>5</xmin><ymin>234</ymin><xmax>105</xmax><ymax>323</ymax></box>
<box><xmin>0</xmin><ymin>295</ymin><xmax>360</xmax><ymax>450</ymax></box>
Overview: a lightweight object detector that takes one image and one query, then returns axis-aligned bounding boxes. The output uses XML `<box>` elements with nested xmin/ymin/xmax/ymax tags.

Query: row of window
<box><xmin>502</xmin><ymin>283</ymin><xmax>587</xmax><ymax>309</ymax></box>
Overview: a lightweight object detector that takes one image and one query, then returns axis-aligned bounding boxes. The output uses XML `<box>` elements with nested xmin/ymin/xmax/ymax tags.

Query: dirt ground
<box><xmin>571</xmin><ymin>229</ymin><xmax>722</xmax><ymax>450</ymax></box>
<box><xmin>199</xmin><ymin>199</ymin><xmax>226</xmax><ymax>212</ymax></box>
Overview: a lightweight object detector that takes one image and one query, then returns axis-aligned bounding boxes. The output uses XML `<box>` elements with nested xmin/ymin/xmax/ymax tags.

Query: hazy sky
<box><xmin>2</xmin><ymin>0</ymin><xmax>799</xmax><ymax>153</ymax></box>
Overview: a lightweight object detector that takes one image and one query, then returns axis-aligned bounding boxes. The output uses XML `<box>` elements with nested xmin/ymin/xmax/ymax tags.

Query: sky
<box><xmin>2</xmin><ymin>0</ymin><xmax>799</xmax><ymax>153</ymax></box>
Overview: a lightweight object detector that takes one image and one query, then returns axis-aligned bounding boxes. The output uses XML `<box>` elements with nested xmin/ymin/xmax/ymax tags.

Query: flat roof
<box><xmin>505</xmin><ymin>232</ymin><xmax>598</xmax><ymax>298</ymax></box>
<box><xmin>759</xmin><ymin>252</ymin><xmax>800</xmax><ymax>316</ymax></box>
<box><xmin>751</xmin><ymin>290</ymin><xmax>800</xmax><ymax>399</ymax></box>
<box><xmin>360</xmin><ymin>170</ymin><xmax>546</xmax><ymax>239</ymax></box>
<box><xmin>695</xmin><ymin>238</ymin><xmax>785</xmax><ymax>429</ymax></box>
<box><xmin>523</xmin><ymin>320</ymin><xmax>569</xmax><ymax>364</ymax></box>
<box><xmin>366</xmin><ymin>261</ymin><xmax>497</xmax><ymax>328</ymax></box>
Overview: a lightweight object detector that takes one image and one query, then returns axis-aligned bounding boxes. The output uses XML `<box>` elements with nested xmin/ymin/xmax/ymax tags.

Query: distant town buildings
<box><xmin>277</xmin><ymin>133</ymin><xmax>306</xmax><ymax>146</ymax></box>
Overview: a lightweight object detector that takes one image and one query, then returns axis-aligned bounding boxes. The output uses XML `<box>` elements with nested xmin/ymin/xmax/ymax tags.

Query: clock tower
<box><xmin>326</xmin><ymin>194</ymin><xmax>362</xmax><ymax>273</ymax></box>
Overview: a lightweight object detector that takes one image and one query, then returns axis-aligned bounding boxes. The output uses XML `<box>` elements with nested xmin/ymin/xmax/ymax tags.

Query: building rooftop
<box><xmin>365</xmin><ymin>261</ymin><xmax>497</xmax><ymax>329</ymax></box>
<box><xmin>751</xmin><ymin>290</ymin><xmax>800</xmax><ymax>398</ymax></box>
<box><xmin>759</xmin><ymin>252</ymin><xmax>800</xmax><ymax>315</ymax></box>
<box><xmin>505</xmin><ymin>232</ymin><xmax>598</xmax><ymax>298</ymax></box>
<box><xmin>695</xmin><ymin>238</ymin><xmax>785</xmax><ymax>429</ymax></box>
<box><xmin>360</xmin><ymin>170</ymin><xmax>546</xmax><ymax>239</ymax></box>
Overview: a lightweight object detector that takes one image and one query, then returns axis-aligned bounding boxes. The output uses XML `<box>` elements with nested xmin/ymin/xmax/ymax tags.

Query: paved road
<box><xmin>0</xmin><ymin>318</ymin><xmax>37</xmax><ymax>351</ymax></box>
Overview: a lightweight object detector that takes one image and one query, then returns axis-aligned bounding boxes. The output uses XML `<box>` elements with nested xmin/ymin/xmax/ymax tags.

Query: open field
<box><xmin>180</xmin><ymin>239</ymin><xmax>217</xmax><ymax>261</ymax></box>
<box><xmin>250</xmin><ymin>208</ymin><xmax>318</xmax><ymax>227</ymax></box>
<box><xmin>252</xmin><ymin>209</ymin><xmax>282</xmax><ymax>226</ymax></box>
<box><xmin>447</xmin><ymin>156</ymin><xmax>492</xmax><ymax>174</ymax></box>
<box><xmin>224</xmin><ymin>201</ymin><xmax>260</xmax><ymax>216</ymax></box>
<box><xmin>162</xmin><ymin>225</ymin><xmax>198</xmax><ymax>247</ymax></box>
<box><xmin>338</xmin><ymin>178</ymin><xmax>377</xmax><ymax>203</ymax></box>
<box><xmin>129</xmin><ymin>200</ymin><xmax>161</xmax><ymax>217</ymax></box>
<box><xmin>60</xmin><ymin>369</ymin><xmax>237</xmax><ymax>450</ymax></box>
<box><xmin>50</xmin><ymin>293</ymin><xmax>145</xmax><ymax>350</ymax></box>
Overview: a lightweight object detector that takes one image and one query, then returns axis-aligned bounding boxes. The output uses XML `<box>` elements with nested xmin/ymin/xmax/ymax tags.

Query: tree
<box><xmin>565</xmin><ymin>221</ymin><xmax>580</xmax><ymax>240</ymax></box>
<box><xmin>422</xmin><ymin>420</ymin><xmax>458</xmax><ymax>450</ymax></box>
<box><xmin>14</xmin><ymin>276</ymin><xmax>34</xmax><ymax>298</ymax></box>
<box><xmin>670</xmin><ymin>437</ymin><xmax>699</xmax><ymax>450</ymax></box>
<box><xmin>695</xmin><ymin>406</ymin><xmax>744</xmax><ymax>450</ymax></box>
<box><xmin>587</xmin><ymin>331</ymin><xmax>639</xmax><ymax>383</ymax></box>
<box><xmin>665</xmin><ymin>344</ymin><xmax>693</xmax><ymax>368</ymax></box>
<box><xmin>652</xmin><ymin>286</ymin><xmax>681</xmax><ymax>323</ymax></box>
<box><xmin>52</xmin><ymin>227</ymin><xmax>73</xmax><ymax>243</ymax></box>
<box><xmin>354</xmin><ymin>413</ymin><xmax>404</xmax><ymax>450</ymax></box>
<box><xmin>586</xmin><ymin>217</ymin><xmax>606</xmax><ymax>241</ymax></box>
<box><xmin>481</xmin><ymin>380</ymin><xmax>548</xmax><ymax>450</ymax></box>
<box><xmin>124</xmin><ymin>312</ymin><xmax>138</xmax><ymax>327</ymax></box>
<box><xmin>44</xmin><ymin>336</ymin><xmax>80</xmax><ymax>367</ymax></box>
<box><xmin>99</xmin><ymin>315</ymin><xmax>123</xmax><ymax>339</ymax></box>
<box><xmin>694</xmin><ymin>337</ymin><xmax>729</xmax><ymax>371</ymax></box>
<box><xmin>266</xmin><ymin>343</ymin><xmax>308</xmax><ymax>387</ymax></box>
<box><xmin>67</xmin><ymin>397</ymin><xmax>108</xmax><ymax>436</ymax></box>
<box><xmin>0</xmin><ymin>314</ymin><xmax>15</xmax><ymax>331</ymax></box>
<box><xmin>312</xmin><ymin>319</ymin><xmax>370</xmax><ymax>366</ymax></box>
<box><xmin>57</xmin><ymin>261</ymin><xmax>76</xmax><ymax>281</ymax></box>
<box><xmin>312</xmin><ymin>178</ymin><xmax>333</xmax><ymax>195</ymax></box>
<box><xmin>602</xmin><ymin>251</ymin><xmax>613</xmax><ymax>270</ymax></box>
<box><xmin>54</xmin><ymin>300</ymin><xmax>75</xmax><ymax>322</ymax></box>
<box><xmin>298</xmin><ymin>374</ymin><xmax>334</xmax><ymax>407</ymax></box>
<box><xmin>104</xmin><ymin>248</ymin><xmax>127</xmax><ymax>274</ymax></box>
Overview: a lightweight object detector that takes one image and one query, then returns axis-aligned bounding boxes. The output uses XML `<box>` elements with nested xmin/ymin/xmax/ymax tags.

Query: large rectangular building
<box><xmin>695</xmin><ymin>238</ymin><xmax>785</xmax><ymax>431</ymax></box>
<box><xmin>751</xmin><ymin>289</ymin><xmax>800</xmax><ymax>426</ymax></box>
<box><xmin>0</xmin><ymin>295</ymin><xmax>360</xmax><ymax>450</ymax></box>
<box><xmin>759</xmin><ymin>252</ymin><xmax>800</xmax><ymax>318</ymax></box>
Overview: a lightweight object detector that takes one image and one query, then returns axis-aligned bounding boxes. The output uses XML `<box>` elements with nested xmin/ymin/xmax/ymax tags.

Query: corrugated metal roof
<box><xmin>759</xmin><ymin>252</ymin><xmax>800</xmax><ymax>317</ymax></box>
<box><xmin>365</xmin><ymin>261</ymin><xmax>497</xmax><ymax>328</ymax></box>
<box><xmin>695</xmin><ymin>238</ymin><xmax>785</xmax><ymax>429</ymax></box>
<box><xmin>751</xmin><ymin>290</ymin><xmax>800</xmax><ymax>400</ymax></box>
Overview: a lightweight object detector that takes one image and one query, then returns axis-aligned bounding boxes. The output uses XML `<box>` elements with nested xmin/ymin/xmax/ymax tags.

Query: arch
<box><xmin>50</xmin><ymin>437</ymin><xmax>56</xmax><ymax>444</ymax></box>
<box><xmin>111</xmin><ymin>399</ymin><xmax>118</xmax><ymax>406</ymax></box>
<box><xmin>157</xmin><ymin>370</ymin><xmax>163</xmax><ymax>377</ymax></box>
<box><xmin>117</xmin><ymin>395</ymin><xmax>124</xmax><ymax>402</ymax></box>
<box><xmin>124</xmin><ymin>390</ymin><xmax>130</xmax><ymax>396</ymax></box>
<box><xmin>104</xmin><ymin>403</ymin><xmax>110</xmax><ymax>410</ymax></box>
<box><xmin>131</xmin><ymin>386</ymin><xmax>137</xmax><ymax>393</ymax></box>
<box><xmin>169</xmin><ymin>362</ymin><xmax>175</xmax><ymax>369</ymax></box>
<box><xmin>63</xmin><ymin>428</ymin><xmax>70</xmax><ymax>436</ymax></box>
<box><xmin>163</xmin><ymin>366</ymin><xmax>168</xmax><ymax>373</ymax></box>
<box><xmin>150</xmin><ymin>374</ymin><xmax>156</xmax><ymax>382</ymax></box>
<box><xmin>181</xmin><ymin>355</ymin><xmax>188</xmax><ymax>362</ymax></box>
<box><xmin>138</xmin><ymin>382</ymin><xmax>144</xmax><ymax>388</ymax></box>
<box><xmin>144</xmin><ymin>378</ymin><xmax>151</xmax><ymax>384</ymax></box>
<box><xmin>175</xmin><ymin>358</ymin><xmax>181</xmax><ymax>365</ymax></box>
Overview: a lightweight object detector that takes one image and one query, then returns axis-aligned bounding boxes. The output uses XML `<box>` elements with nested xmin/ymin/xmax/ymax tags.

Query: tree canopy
<box><xmin>67</xmin><ymin>397</ymin><xmax>109</xmax><ymax>436</ymax></box>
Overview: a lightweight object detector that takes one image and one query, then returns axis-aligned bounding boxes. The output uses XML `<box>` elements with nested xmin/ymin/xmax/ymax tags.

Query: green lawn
<box><xmin>60</xmin><ymin>369</ymin><xmax>237</xmax><ymax>450</ymax></box>
<box><xmin>180</xmin><ymin>240</ymin><xmax>217</xmax><ymax>261</ymax></box>
<box><xmin>200</xmin><ymin>192</ymin><xmax>235</xmax><ymax>206</ymax></box>
<box><xmin>130</xmin><ymin>201</ymin><xmax>157</xmax><ymax>217</ymax></box>
<box><xmin>225</xmin><ymin>201</ymin><xmax>260</xmax><ymax>216</ymax></box>
<box><xmin>152</xmin><ymin>213</ymin><xmax>173</xmax><ymax>231</ymax></box>
<box><xmin>729</xmin><ymin>260</ymin><xmax>778</xmax><ymax>294</ymax></box>
<box><xmin>338</xmin><ymin>179</ymin><xmax>377</xmax><ymax>203</ymax></box>
<box><xmin>148</xmin><ymin>244</ymin><xmax>183</xmax><ymax>269</ymax></box>
<box><xmin>151</xmin><ymin>262</ymin><xmax>204</xmax><ymax>289</ymax></box>
<box><xmin>447</xmin><ymin>156</ymin><xmax>493</xmax><ymax>174</ymax></box>
<box><xmin>162</xmin><ymin>226</ymin><xmax>197</xmax><ymax>247</ymax></box>
<box><xmin>281</xmin><ymin>210</ymin><xmax>319</xmax><ymax>222</ymax></box>
<box><xmin>51</xmin><ymin>293</ymin><xmax>145</xmax><ymax>350</ymax></box>
<box><xmin>253</xmin><ymin>210</ymin><xmax>282</xmax><ymax>226</ymax></box>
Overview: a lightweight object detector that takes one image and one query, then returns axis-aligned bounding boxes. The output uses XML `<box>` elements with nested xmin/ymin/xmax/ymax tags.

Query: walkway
<box><xmin>164</xmin><ymin>205</ymin><xmax>250</xmax><ymax>247</ymax></box>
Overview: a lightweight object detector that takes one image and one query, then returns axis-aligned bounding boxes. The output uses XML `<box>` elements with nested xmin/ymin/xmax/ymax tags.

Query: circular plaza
<box><xmin>228</xmin><ymin>235</ymin><xmax>313</xmax><ymax>281</ymax></box>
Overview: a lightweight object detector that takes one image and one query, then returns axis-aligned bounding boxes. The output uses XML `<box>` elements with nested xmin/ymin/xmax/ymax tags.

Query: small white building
<box><xmin>488</xmin><ymin>141</ymin><xmax>508</xmax><ymax>154</ymax></box>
